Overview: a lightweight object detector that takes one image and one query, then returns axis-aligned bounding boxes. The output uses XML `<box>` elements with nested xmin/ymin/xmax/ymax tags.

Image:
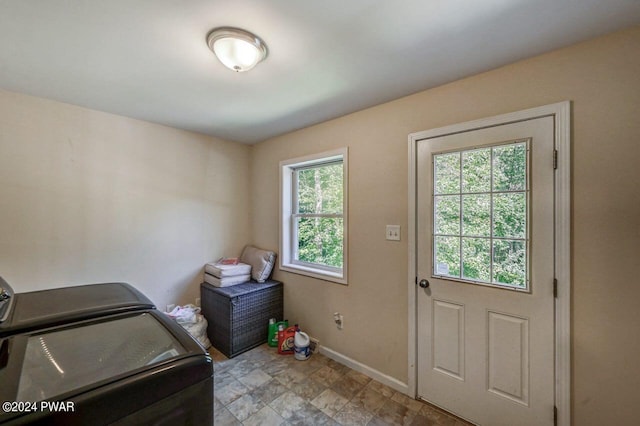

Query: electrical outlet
<box><xmin>386</xmin><ymin>225</ymin><xmax>401</xmax><ymax>241</ymax></box>
<box><xmin>334</xmin><ymin>312</ymin><xmax>344</xmax><ymax>330</ymax></box>
<box><xmin>166</xmin><ymin>304</ymin><xmax>176</xmax><ymax>313</ymax></box>
<box><xmin>195</xmin><ymin>297</ymin><xmax>201</xmax><ymax>307</ymax></box>
<box><xmin>309</xmin><ymin>337</ymin><xmax>320</xmax><ymax>354</ymax></box>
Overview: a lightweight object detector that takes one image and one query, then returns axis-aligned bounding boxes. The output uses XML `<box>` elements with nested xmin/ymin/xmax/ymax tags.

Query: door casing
<box><xmin>407</xmin><ymin>102</ymin><xmax>571</xmax><ymax>426</ymax></box>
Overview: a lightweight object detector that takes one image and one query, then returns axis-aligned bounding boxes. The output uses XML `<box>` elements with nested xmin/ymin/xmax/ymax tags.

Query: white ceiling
<box><xmin>1</xmin><ymin>1</ymin><xmax>639</xmax><ymax>144</ymax></box>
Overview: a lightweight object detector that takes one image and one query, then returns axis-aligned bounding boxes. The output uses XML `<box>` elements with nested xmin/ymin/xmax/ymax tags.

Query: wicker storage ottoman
<box><xmin>200</xmin><ymin>280</ymin><xmax>283</xmax><ymax>358</ymax></box>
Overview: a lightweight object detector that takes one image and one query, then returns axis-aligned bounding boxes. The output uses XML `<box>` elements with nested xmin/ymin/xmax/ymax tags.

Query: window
<box><xmin>432</xmin><ymin>140</ymin><xmax>529</xmax><ymax>290</ymax></box>
<box><xmin>280</xmin><ymin>148</ymin><xmax>348</xmax><ymax>284</ymax></box>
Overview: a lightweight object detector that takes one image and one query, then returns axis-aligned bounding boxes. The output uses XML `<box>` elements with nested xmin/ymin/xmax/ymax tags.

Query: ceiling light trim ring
<box><xmin>206</xmin><ymin>27</ymin><xmax>268</xmax><ymax>72</ymax></box>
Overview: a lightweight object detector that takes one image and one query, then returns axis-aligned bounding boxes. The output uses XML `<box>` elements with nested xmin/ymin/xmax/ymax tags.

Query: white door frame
<box><xmin>407</xmin><ymin>102</ymin><xmax>571</xmax><ymax>426</ymax></box>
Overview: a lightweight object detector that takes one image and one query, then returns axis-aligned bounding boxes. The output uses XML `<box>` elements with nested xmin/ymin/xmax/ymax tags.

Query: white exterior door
<box><xmin>416</xmin><ymin>116</ymin><xmax>555</xmax><ymax>425</ymax></box>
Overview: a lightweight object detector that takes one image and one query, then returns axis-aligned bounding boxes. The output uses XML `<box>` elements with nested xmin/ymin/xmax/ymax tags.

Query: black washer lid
<box><xmin>0</xmin><ymin>280</ymin><xmax>155</xmax><ymax>337</ymax></box>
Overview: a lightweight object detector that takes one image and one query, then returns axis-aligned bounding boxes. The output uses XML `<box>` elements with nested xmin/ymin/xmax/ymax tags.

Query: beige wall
<box><xmin>0</xmin><ymin>89</ymin><xmax>251</xmax><ymax>309</ymax></box>
<box><xmin>1</xmin><ymin>24</ymin><xmax>637</xmax><ymax>425</ymax></box>
<box><xmin>251</xmin><ymin>26</ymin><xmax>640</xmax><ymax>424</ymax></box>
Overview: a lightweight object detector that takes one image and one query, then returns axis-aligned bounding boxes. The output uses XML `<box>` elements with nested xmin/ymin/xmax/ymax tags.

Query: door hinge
<box><xmin>553</xmin><ymin>149</ymin><xmax>558</xmax><ymax>170</ymax></box>
<box><xmin>553</xmin><ymin>278</ymin><xmax>558</xmax><ymax>298</ymax></box>
<box><xmin>554</xmin><ymin>405</ymin><xmax>558</xmax><ymax>425</ymax></box>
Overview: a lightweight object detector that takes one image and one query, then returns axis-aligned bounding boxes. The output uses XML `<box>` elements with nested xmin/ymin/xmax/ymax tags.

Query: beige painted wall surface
<box><xmin>251</xmin><ymin>26</ymin><xmax>640</xmax><ymax>424</ymax></box>
<box><xmin>0</xmin><ymin>89</ymin><xmax>251</xmax><ymax>308</ymax></box>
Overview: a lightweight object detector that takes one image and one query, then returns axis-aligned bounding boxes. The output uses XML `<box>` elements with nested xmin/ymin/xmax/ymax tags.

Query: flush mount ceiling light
<box><xmin>206</xmin><ymin>27</ymin><xmax>268</xmax><ymax>72</ymax></box>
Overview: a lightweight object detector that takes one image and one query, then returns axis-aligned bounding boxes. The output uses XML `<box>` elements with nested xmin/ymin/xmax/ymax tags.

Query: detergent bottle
<box><xmin>294</xmin><ymin>329</ymin><xmax>311</xmax><ymax>361</ymax></box>
<box><xmin>267</xmin><ymin>318</ymin><xmax>276</xmax><ymax>347</ymax></box>
<box><xmin>270</xmin><ymin>319</ymin><xmax>288</xmax><ymax>347</ymax></box>
<box><xmin>278</xmin><ymin>325</ymin><xmax>296</xmax><ymax>355</ymax></box>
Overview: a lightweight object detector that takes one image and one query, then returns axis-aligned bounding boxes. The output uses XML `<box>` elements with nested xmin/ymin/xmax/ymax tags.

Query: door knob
<box><xmin>419</xmin><ymin>279</ymin><xmax>430</xmax><ymax>288</ymax></box>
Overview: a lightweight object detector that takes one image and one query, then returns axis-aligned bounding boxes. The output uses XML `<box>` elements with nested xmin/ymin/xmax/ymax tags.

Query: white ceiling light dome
<box><xmin>206</xmin><ymin>27</ymin><xmax>268</xmax><ymax>72</ymax></box>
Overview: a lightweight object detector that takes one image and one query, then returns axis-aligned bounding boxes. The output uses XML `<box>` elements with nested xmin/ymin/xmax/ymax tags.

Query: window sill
<box><xmin>280</xmin><ymin>263</ymin><xmax>347</xmax><ymax>285</ymax></box>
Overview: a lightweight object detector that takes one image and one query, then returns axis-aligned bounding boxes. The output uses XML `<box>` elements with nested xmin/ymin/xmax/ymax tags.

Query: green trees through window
<box><xmin>294</xmin><ymin>162</ymin><xmax>344</xmax><ymax>269</ymax></box>
<box><xmin>433</xmin><ymin>141</ymin><xmax>528</xmax><ymax>288</ymax></box>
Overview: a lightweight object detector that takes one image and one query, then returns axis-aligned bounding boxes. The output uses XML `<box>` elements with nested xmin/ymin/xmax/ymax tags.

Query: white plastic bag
<box><xmin>166</xmin><ymin>304</ymin><xmax>211</xmax><ymax>349</ymax></box>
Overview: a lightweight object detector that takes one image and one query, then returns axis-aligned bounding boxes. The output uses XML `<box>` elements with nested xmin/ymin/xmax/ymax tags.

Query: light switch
<box><xmin>386</xmin><ymin>225</ymin><xmax>401</xmax><ymax>241</ymax></box>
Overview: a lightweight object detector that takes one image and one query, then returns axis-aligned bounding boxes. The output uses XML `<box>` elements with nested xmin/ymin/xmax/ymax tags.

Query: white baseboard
<box><xmin>319</xmin><ymin>345</ymin><xmax>409</xmax><ymax>395</ymax></box>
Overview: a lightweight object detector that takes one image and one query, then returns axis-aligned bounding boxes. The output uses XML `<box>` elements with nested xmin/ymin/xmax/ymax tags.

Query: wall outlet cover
<box><xmin>309</xmin><ymin>337</ymin><xmax>319</xmax><ymax>354</ymax></box>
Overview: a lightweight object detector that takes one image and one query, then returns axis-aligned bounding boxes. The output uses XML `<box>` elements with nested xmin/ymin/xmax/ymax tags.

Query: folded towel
<box><xmin>204</xmin><ymin>273</ymin><xmax>251</xmax><ymax>287</ymax></box>
<box><xmin>205</xmin><ymin>262</ymin><xmax>252</xmax><ymax>278</ymax></box>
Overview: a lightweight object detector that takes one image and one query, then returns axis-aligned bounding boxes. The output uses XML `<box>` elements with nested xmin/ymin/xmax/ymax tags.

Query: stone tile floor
<box><xmin>211</xmin><ymin>344</ymin><xmax>472</xmax><ymax>425</ymax></box>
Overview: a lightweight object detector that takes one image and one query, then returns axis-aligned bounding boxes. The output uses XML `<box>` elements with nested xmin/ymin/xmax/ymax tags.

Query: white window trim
<box><xmin>279</xmin><ymin>147</ymin><xmax>348</xmax><ymax>285</ymax></box>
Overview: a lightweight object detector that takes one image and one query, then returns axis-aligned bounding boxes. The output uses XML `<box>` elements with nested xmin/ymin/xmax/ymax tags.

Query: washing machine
<box><xmin>0</xmin><ymin>277</ymin><xmax>213</xmax><ymax>425</ymax></box>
